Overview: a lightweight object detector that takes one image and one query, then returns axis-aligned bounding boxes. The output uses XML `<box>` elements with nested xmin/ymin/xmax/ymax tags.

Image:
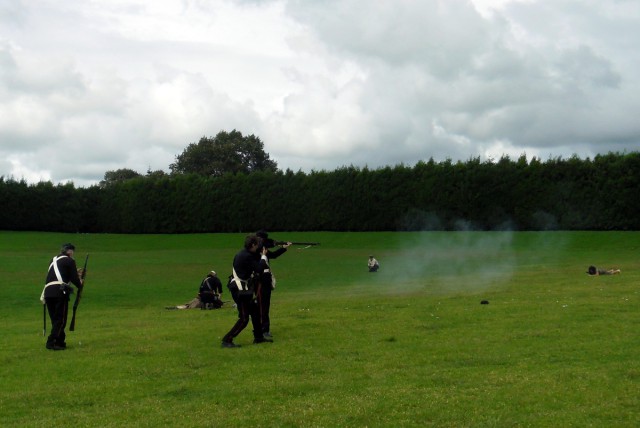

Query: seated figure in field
<box><xmin>166</xmin><ymin>270</ymin><xmax>224</xmax><ymax>310</ymax></box>
<box><xmin>199</xmin><ymin>271</ymin><xmax>223</xmax><ymax>309</ymax></box>
<box><xmin>368</xmin><ymin>255</ymin><xmax>380</xmax><ymax>272</ymax></box>
<box><xmin>587</xmin><ymin>265</ymin><xmax>621</xmax><ymax>276</ymax></box>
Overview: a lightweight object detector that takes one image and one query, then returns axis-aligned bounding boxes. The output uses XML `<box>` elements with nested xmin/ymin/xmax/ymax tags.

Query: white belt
<box><xmin>40</xmin><ymin>281</ymin><xmax>64</xmax><ymax>303</ymax></box>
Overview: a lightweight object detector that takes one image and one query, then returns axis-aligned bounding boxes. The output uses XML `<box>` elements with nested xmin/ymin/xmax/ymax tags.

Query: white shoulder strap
<box><xmin>50</xmin><ymin>256</ymin><xmax>67</xmax><ymax>283</ymax></box>
<box><xmin>41</xmin><ymin>256</ymin><xmax>67</xmax><ymax>303</ymax></box>
<box><xmin>232</xmin><ymin>268</ymin><xmax>248</xmax><ymax>291</ymax></box>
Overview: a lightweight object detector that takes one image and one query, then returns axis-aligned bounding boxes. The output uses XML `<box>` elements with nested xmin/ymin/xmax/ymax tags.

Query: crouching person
<box><xmin>368</xmin><ymin>255</ymin><xmax>380</xmax><ymax>272</ymax></box>
<box><xmin>199</xmin><ymin>271</ymin><xmax>223</xmax><ymax>309</ymax></box>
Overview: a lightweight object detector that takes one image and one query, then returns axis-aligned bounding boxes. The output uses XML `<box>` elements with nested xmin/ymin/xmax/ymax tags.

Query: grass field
<box><xmin>1</xmin><ymin>230</ymin><xmax>639</xmax><ymax>427</ymax></box>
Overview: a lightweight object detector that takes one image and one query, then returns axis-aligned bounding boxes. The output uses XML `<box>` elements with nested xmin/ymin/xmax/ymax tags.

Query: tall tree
<box><xmin>99</xmin><ymin>168</ymin><xmax>142</xmax><ymax>187</ymax></box>
<box><xmin>170</xmin><ymin>130</ymin><xmax>278</xmax><ymax>177</ymax></box>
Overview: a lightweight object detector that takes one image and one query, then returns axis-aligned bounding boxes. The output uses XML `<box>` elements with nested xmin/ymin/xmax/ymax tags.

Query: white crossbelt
<box><xmin>40</xmin><ymin>256</ymin><xmax>67</xmax><ymax>303</ymax></box>
<box><xmin>232</xmin><ymin>268</ymin><xmax>250</xmax><ymax>291</ymax></box>
<box><xmin>265</xmin><ymin>259</ymin><xmax>276</xmax><ymax>289</ymax></box>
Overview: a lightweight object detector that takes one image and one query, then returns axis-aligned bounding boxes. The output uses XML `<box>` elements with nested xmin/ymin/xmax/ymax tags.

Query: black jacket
<box><xmin>200</xmin><ymin>276</ymin><xmax>222</xmax><ymax>294</ymax></box>
<box><xmin>233</xmin><ymin>248</ymin><xmax>268</xmax><ymax>281</ymax></box>
<box><xmin>44</xmin><ymin>254</ymin><xmax>82</xmax><ymax>299</ymax></box>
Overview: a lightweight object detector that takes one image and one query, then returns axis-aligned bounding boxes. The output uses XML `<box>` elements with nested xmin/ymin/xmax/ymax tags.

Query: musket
<box><xmin>69</xmin><ymin>254</ymin><xmax>89</xmax><ymax>332</ymax></box>
<box><xmin>273</xmin><ymin>240</ymin><xmax>320</xmax><ymax>247</ymax></box>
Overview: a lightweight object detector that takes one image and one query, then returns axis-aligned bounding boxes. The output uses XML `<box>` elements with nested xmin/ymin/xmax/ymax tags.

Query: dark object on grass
<box><xmin>587</xmin><ymin>265</ymin><xmax>621</xmax><ymax>276</ymax></box>
<box><xmin>480</xmin><ymin>300</ymin><xmax>489</xmax><ymax>305</ymax></box>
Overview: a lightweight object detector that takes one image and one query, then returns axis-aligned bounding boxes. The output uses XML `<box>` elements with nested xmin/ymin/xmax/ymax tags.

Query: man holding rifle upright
<box><xmin>41</xmin><ymin>243</ymin><xmax>84</xmax><ymax>351</ymax></box>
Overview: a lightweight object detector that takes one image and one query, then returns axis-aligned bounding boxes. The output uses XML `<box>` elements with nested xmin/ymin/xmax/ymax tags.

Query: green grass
<box><xmin>1</xmin><ymin>231</ymin><xmax>639</xmax><ymax>427</ymax></box>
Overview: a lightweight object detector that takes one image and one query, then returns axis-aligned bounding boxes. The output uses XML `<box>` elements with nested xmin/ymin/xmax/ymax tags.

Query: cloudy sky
<box><xmin>1</xmin><ymin>0</ymin><xmax>638</xmax><ymax>187</ymax></box>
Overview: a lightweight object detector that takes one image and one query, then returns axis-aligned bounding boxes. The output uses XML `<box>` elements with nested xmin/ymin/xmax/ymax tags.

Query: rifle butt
<box><xmin>69</xmin><ymin>314</ymin><xmax>76</xmax><ymax>331</ymax></box>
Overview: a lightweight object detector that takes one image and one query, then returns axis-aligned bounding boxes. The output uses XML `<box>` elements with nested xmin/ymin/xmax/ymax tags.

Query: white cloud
<box><xmin>0</xmin><ymin>0</ymin><xmax>638</xmax><ymax>186</ymax></box>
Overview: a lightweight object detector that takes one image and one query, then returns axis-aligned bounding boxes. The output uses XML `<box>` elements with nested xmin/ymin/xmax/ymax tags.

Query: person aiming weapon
<box><xmin>69</xmin><ymin>254</ymin><xmax>89</xmax><ymax>331</ymax></box>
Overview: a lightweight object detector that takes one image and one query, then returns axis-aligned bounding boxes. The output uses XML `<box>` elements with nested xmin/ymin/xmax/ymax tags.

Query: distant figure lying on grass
<box><xmin>166</xmin><ymin>297</ymin><xmax>203</xmax><ymax>310</ymax></box>
<box><xmin>587</xmin><ymin>266</ymin><xmax>621</xmax><ymax>276</ymax></box>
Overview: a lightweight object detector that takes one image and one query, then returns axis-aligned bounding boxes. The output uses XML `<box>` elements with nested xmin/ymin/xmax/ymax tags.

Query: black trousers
<box><xmin>200</xmin><ymin>293</ymin><xmax>222</xmax><ymax>309</ymax></box>
<box><xmin>256</xmin><ymin>282</ymin><xmax>272</xmax><ymax>334</ymax></box>
<box><xmin>45</xmin><ymin>296</ymin><xmax>69</xmax><ymax>347</ymax></box>
<box><xmin>222</xmin><ymin>288</ymin><xmax>262</xmax><ymax>343</ymax></box>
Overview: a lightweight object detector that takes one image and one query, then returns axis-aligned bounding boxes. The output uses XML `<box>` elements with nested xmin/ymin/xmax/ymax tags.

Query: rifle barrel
<box><xmin>69</xmin><ymin>254</ymin><xmax>89</xmax><ymax>332</ymax></box>
<box><xmin>274</xmin><ymin>241</ymin><xmax>320</xmax><ymax>246</ymax></box>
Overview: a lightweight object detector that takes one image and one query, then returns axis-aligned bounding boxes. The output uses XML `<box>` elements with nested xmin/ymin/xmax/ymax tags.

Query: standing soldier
<box><xmin>255</xmin><ymin>230</ymin><xmax>290</xmax><ymax>340</ymax></box>
<box><xmin>41</xmin><ymin>243</ymin><xmax>84</xmax><ymax>350</ymax></box>
<box><xmin>221</xmin><ymin>235</ymin><xmax>270</xmax><ymax>348</ymax></box>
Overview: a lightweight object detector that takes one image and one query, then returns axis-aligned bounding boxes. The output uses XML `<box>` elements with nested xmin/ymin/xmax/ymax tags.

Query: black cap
<box><xmin>256</xmin><ymin>230</ymin><xmax>269</xmax><ymax>239</ymax></box>
<box><xmin>61</xmin><ymin>243</ymin><xmax>75</xmax><ymax>252</ymax></box>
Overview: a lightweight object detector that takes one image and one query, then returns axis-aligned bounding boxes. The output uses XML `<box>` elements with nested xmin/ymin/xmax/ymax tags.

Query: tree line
<box><xmin>1</xmin><ymin>150</ymin><xmax>639</xmax><ymax>233</ymax></box>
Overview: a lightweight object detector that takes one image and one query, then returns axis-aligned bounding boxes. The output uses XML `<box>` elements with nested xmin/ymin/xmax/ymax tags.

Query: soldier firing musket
<box><xmin>253</xmin><ymin>230</ymin><xmax>319</xmax><ymax>339</ymax></box>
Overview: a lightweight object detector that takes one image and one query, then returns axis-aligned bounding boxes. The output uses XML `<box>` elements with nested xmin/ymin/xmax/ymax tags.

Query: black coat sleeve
<box><xmin>267</xmin><ymin>247</ymin><xmax>287</xmax><ymax>260</ymax></box>
<box><xmin>62</xmin><ymin>257</ymin><xmax>82</xmax><ymax>288</ymax></box>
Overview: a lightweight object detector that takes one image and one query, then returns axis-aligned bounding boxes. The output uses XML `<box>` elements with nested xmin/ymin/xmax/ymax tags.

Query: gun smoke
<box><xmin>375</xmin><ymin>230</ymin><xmax>519</xmax><ymax>295</ymax></box>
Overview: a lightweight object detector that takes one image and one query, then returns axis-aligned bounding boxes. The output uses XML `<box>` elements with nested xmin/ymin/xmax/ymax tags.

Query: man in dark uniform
<box><xmin>221</xmin><ymin>235</ymin><xmax>271</xmax><ymax>348</ymax></box>
<box><xmin>255</xmin><ymin>230</ymin><xmax>290</xmax><ymax>340</ymax></box>
<box><xmin>199</xmin><ymin>270</ymin><xmax>223</xmax><ymax>309</ymax></box>
<box><xmin>41</xmin><ymin>243</ymin><xmax>84</xmax><ymax>350</ymax></box>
